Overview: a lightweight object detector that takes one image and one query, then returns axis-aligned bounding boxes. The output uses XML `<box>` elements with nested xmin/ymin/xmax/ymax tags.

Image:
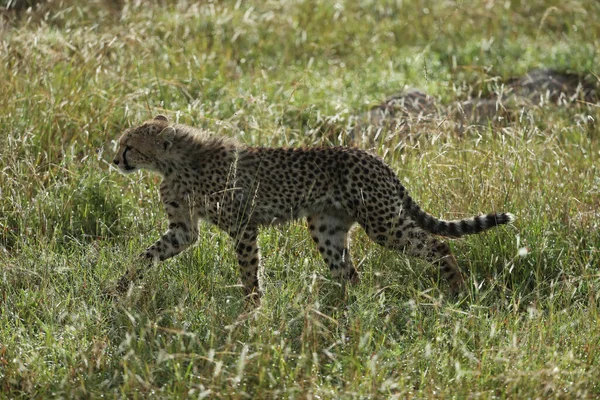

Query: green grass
<box><xmin>1</xmin><ymin>0</ymin><xmax>599</xmax><ymax>397</ymax></box>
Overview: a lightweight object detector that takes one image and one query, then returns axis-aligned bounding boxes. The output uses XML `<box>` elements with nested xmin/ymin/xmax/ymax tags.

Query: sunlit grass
<box><xmin>1</xmin><ymin>0</ymin><xmax>599</xmax><ymax>397</ymax></box>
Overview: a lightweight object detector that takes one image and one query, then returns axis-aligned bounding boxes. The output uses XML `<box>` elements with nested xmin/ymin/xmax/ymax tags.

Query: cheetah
<box><xmin>112</xmin><ymin>115</ymin><xmax>514</xmax><ymax>301</ymax></box>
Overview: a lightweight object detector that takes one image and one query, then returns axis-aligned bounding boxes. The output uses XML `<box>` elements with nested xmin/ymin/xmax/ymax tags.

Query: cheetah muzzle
<box><xmin>112</xmin><ymin>115</ymin><xmax>515</xmax><ymax>303</ymax></box>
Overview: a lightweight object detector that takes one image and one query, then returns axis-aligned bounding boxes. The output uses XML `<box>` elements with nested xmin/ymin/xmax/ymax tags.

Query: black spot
<box><xmin>448</xmin><ymin>223</ymin><xmax>460</xmax><ymax>237</ymax></box>
<box><xmin>460</xmin><ymin>220</ymin><xmax>470</xmax><ymax>234</ymax></box>
<box><xmin>476</xmin><ymin>216</ymin><xmax>486</xmax><ymax>231</ymax></box>
<box><xmin>170</xmin><ymin>201</ymin><xmax>180</xmax><ymax>208</ymax></box>
<box><xmin>347</xmin><ymin>269</ymin><xmax>357</xmax><ymax>279</ymax></box>
<box><xmin>319</xmin><ymin>225</ymin><xmax>327</xmax><ymax>233</ymax></box>
<box><xmin>438</xmin><ymin>221</ymin><xmax>448</xmax><ymax>233</ymax></box>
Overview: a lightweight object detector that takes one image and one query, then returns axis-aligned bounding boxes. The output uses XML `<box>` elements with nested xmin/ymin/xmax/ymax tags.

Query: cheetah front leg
<box><xmin>232</xmin><ymin>227</ymin><xmax>261</xmax><ymax>304</ymax></box>
<box><xmin>117</xmin><ymin>205</ymin><xmax>199</xmax><ymax>293</ymax></box>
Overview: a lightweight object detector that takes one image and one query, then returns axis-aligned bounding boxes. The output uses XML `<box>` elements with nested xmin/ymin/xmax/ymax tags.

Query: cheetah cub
<box><xmin>113</xmin><ymin>115</ymin><xmax>514</xmax><ymax>301</ymax></box>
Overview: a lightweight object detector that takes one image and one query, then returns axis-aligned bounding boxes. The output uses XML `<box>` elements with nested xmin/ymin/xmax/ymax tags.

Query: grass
<box><xmin>1</xmin><ymin>0</ymin><xmax>599</xmax><ymax>397</ymax></box>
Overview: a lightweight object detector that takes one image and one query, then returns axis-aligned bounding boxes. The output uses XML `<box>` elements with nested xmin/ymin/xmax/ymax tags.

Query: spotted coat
<box><xmin>113</xmin><ymin>115</ymin><xmax>514</xmax><ymax>300</ymax></box>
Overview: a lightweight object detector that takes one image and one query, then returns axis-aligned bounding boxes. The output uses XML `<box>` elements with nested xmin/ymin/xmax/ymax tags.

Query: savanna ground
<box><xmin>1</xmin><ymin>0</ymin><xmax>599</xmax><ymax>398</ymax></box>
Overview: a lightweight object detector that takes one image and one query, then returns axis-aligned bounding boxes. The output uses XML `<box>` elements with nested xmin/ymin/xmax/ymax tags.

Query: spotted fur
<box><xmin>113</xmin><ymin>115</ymin><xmax>514</xmax><ymax>300</ymax></box>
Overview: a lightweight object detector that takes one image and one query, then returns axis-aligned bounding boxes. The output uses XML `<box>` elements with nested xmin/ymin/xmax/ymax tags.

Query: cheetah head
<box><xmin>113</xmin><ymin>115</ymin><xmax>176</xmax><ymax>174</ymax></box>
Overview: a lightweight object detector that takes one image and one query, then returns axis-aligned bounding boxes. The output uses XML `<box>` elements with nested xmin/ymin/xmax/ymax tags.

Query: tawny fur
<box><xmin>113</xmin><ymin>115</ymin><xmax>514</xmax><ymax>300</ymax></box>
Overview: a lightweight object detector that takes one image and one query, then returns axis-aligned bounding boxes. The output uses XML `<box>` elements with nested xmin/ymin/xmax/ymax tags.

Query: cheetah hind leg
<box><xmin>398</xmin><ymin>227</ymin><xmax>466</xmax><ymax>294</ymax></box>
<box><xmin>114</xmin><ymin>254</ymin><xmax>152</xmax><ymax>294</ymax></box>
<box><xmin>432</xmin><ymin>242</ymin><xmax>466</xmax><ymax>295</ymax></box>
<box><xmin>365</xmin><ymin>221</ymin><xmax>466</xmax><ymax>296</ymax></box>
<box><xmin>307</xmin><ymin>213</ymin><xmax>359</xmax><ymax>285</ymax></box>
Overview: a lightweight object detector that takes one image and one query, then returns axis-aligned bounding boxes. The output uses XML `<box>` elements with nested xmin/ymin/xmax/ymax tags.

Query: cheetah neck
<box><xmin>154</xmin><ymin>136</ymin><xmax>242</xmax><ymax>179</ymax></box>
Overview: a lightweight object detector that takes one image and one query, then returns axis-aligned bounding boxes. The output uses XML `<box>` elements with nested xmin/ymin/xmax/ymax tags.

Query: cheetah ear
<box><xmin>154</xmin><ymin>114</ymin><xmax>168</xmax><ymax>122</ymax></box>
<box><xmin>158</xmin><ymin>126</ymin><xmax>176</xmax><ymax>151</ymax></box>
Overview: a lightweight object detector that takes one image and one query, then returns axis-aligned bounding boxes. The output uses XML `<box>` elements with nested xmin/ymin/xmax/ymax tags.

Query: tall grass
<box><xmin>1</xmin><ymin>0</ymin><xmax>599</xmax><ymax>397</ymax></box>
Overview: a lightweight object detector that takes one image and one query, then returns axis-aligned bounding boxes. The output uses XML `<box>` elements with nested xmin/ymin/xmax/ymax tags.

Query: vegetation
<box><xmin>1</xmin><ymin>0</ymin><xmax>598</xmax><ymax>397</ymax></box>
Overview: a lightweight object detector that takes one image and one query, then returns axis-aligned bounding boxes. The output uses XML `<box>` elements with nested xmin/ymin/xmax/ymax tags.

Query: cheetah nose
<box><xmin>113</xmin><ymin>159</ymin><xmax>120</xmax><ymax>165</ymax></box>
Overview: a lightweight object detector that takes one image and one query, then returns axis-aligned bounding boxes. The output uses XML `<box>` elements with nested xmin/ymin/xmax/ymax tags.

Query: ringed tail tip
<box><xmin>504</xmin><ymin>212</ymin><xmax>516</xmax><ymax>224</ymax></box>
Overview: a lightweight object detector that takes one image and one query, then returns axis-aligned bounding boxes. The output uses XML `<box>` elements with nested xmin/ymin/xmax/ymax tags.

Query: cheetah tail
<box><xmin>403</xmin><ymin>194</ymin><xmax>515</xmax><ymax>238</ymax></box>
